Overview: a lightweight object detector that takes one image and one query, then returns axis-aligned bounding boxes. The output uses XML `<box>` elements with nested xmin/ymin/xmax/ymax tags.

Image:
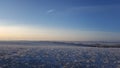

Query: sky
<box><xmin>0</xmin><ymin>0</ymin><xmax>120</xmax><ymax>41</ymax></box>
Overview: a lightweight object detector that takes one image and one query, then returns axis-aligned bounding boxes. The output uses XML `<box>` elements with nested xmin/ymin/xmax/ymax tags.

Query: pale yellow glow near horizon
<box><xmin>0</xmin><ymin>25</ymin><xmax>120</xmax><ymax>41</ymax></box>
<box><xmin>0</xmin><ymin>25</ymin><xmax>91</xmax><ymax>41</ymax></box>
<box><xmin>0</xmin><ymin>26</ymin><xmax>82</xmax><ymax>41</ymax></box>
<box><xmin>0</xmin><ymin>26</ymin><xmax>48</xmax><ymax>40</ymax></box>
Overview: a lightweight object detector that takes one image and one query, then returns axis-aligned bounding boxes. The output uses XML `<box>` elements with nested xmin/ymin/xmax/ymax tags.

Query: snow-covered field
<box><xmin>0</xmin><ymin>44</ymin><xmax>120</xmax><ymax>68</ymax></box>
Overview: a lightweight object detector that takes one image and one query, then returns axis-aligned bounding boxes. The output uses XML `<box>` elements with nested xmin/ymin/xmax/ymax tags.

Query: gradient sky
<box><xmin>0</xmin><ymin>0</ymin><xmax>120</xmax><ymax>41</ymax></box>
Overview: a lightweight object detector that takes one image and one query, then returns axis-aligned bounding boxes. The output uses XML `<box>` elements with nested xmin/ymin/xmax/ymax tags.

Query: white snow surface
<box><xmin>0</xmin><ymin>44</ymin><xmax>120</xmax><ymax>68</ymax></box>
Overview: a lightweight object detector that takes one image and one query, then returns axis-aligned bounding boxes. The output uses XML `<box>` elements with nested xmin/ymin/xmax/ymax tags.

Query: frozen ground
<box><xmin>0</xmin><ymin>44</ymin><xmax>120</xmax><ymax>68</ymax></box>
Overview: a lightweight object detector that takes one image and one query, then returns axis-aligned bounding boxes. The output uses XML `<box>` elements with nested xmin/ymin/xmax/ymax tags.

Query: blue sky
<box><xmin>0</xmin><ymin>0</ymin><xmax>120</xmax><ymax>41</ymax></box>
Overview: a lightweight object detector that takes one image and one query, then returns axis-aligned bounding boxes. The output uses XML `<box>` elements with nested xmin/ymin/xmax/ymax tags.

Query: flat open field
<box><xmin>0</xmin><ymin>43</ymin><xmax>120</xmax><ymax>68</ymax></box>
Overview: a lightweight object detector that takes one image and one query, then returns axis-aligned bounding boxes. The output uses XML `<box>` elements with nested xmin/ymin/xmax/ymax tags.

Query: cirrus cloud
<box><xmin>47</xmin><ymin>9</ymin><xmax>55</xmax><ymax>14</ymax></box>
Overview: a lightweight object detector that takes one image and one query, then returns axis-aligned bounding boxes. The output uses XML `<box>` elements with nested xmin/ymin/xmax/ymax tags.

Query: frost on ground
<box><xmin>0</xmin><ymin>45</ymin><xmax>120</xmax><ymax>68</ymax></box>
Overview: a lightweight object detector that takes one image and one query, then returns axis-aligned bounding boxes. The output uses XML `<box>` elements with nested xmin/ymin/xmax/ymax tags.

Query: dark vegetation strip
<box><xmin>0</xmin><ymin>41</ymin><xmax>119</xmax><ymax>48</ymax></box>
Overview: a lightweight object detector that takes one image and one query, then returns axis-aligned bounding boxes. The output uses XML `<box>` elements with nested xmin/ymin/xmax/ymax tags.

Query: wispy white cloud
<box><xmin>47</xmin><ymin>9</ymin><xmax>55</xmax><ymax>14</ymax></box>
<box><xmin>58</xmin><ymin>5</ymin><xmax>120</xmax><ymax>15</ymax></box>
<box><xmin>70</xmin><ymin>5</ymin><xmax>120</xmax><ymax>12</ymax></box>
